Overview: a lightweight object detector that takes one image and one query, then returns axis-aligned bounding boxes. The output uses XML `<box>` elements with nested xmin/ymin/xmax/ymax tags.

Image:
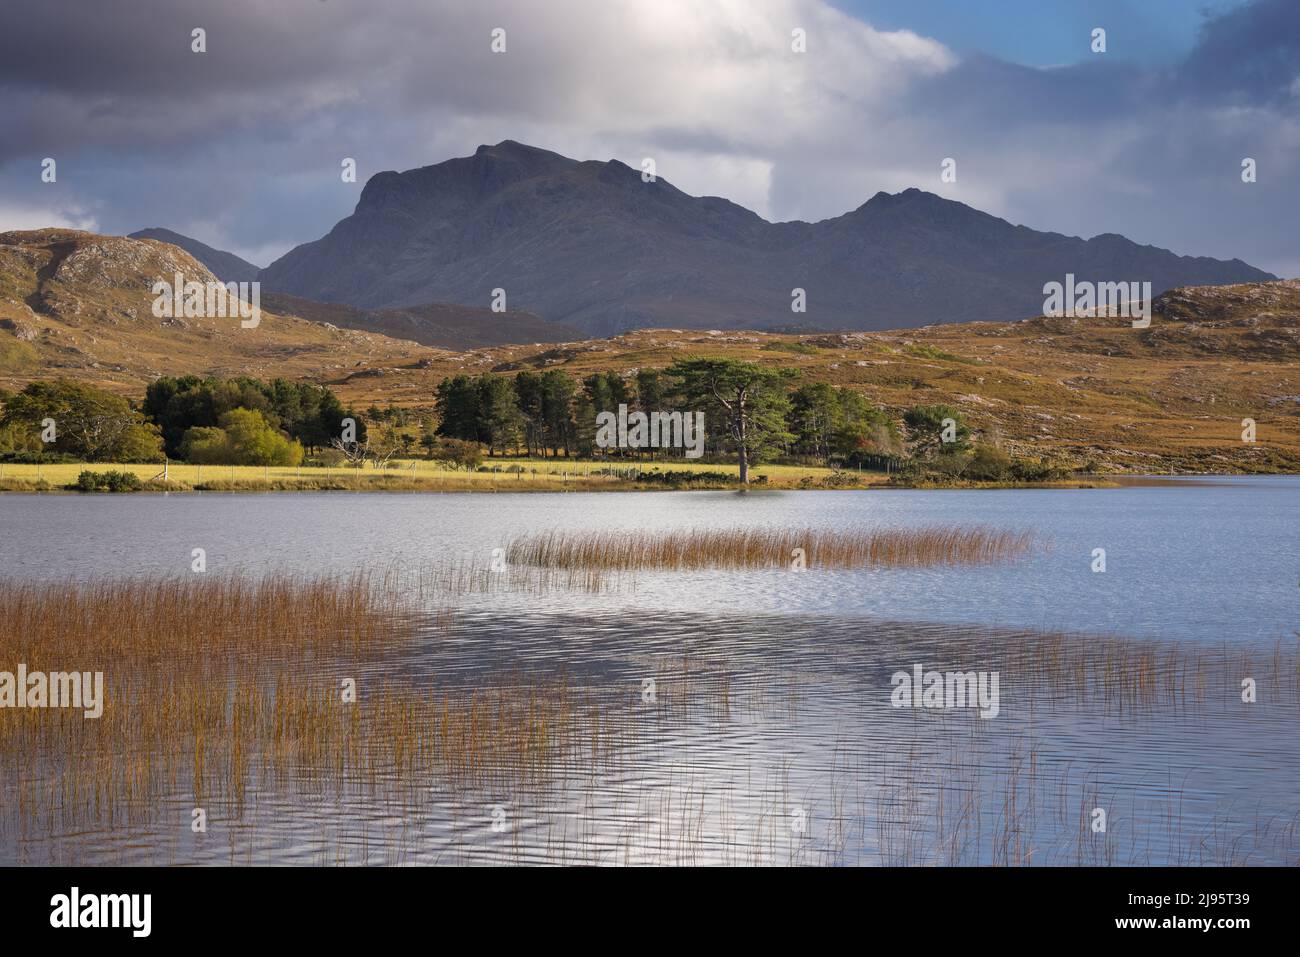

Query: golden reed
<box><xmin>506</xmin><ymin>525</ymin><xmax>1033</xmax><ymax>571</ymax></box>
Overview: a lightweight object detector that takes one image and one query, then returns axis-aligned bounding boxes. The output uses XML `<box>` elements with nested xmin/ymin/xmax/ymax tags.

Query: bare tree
<box><xmin>329</xmin><ymin>427</ymin><xmax>400</xmax><ymax>468</ymax></box>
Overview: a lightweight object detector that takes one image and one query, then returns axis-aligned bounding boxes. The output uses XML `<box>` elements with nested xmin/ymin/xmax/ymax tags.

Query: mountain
<box><xmin>129</xmin><ymin>227</ymin><xmax>262</xmax><ymax>283</ymax></box>
<box><xmin>0</xmin><ymin>229</ymin><xmax>436</xmax><ymax>390</ymax></box>
<box><xmin>259</xmin><ymin>292</ymin><xmax>583</xmax><ymax>351</ymax></box>
<box><xmin>260</xmin><ymin>140</ymin><xmax>1277</xmax><ymax>336</ymax></box>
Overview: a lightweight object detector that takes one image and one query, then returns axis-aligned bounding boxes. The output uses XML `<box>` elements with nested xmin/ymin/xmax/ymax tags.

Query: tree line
<box><xmin>0</xmin><ymin>376</ymin><xmax>360</xmax><ymax>467</ymax></box>
<box><xmin>0</xmin><ymin>363</ymin><xmax>1065</xmax><ymax>483</ymax></box>
<box><xmin>434</xmin><ymin>359</ymin><xmax>899</xmax><ymax>481</ymax></box>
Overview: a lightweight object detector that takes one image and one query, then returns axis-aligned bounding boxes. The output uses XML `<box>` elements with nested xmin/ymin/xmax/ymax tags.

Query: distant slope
<box><xmin>261</xmin><ymin>140</ymin><xmax>1276</xmax><ymax>336</ymax></box>
<box><xmin>260</xmin><ymin>291</ymin><xmax>582</xmax><ymax>351</ymax></box>
<box><xmin>129</xmin><ymin>227</ymin><xmax>262</xmax><ymax>283</ymax></box>
<box><xmin>0</xmin><ymin>229</ymin><xmax>437</xmax><ymax>391</ymax></box>
<box><xmin>313</xmin><ymin>279</ymin><xmax>1300</xmax><ymax>474</ymax></box>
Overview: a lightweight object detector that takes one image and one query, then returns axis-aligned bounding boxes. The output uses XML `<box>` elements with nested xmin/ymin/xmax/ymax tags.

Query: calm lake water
<box><xmin>1</xmin><ymin>477</ymin><xmax>1297</xmax><ymax>865</ymax></box>
<box><xmin>2</xmin><ymin>476</ymin><xmax>1296</xmax><ymax>642</ymax></box>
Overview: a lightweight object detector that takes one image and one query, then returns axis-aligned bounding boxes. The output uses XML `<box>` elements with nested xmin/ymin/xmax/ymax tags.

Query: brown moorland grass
<box><xmin>506</xmin><ymin>525</ymin><xmax>1034</xmax><ymax>572</ymax></box>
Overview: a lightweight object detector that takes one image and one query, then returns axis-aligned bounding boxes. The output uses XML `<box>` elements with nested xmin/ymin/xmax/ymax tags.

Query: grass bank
<box><xmin>0</xmin><ymin>459</ymin><xmax>1120</xmax><ymax>494</ymax></box>
<box><xmin>0</xmin><ymin>458</ymin><xmax>884</xmax><ymax>493</ymax></box>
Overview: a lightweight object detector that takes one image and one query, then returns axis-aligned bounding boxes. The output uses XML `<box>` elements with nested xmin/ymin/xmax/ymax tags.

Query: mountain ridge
<box><xmin>258</xmin><ymin>141</ymin><xmax>1276</xmax><ymax>335</ymax></box>
<box><xmin>128</xmin><ymin>227</ymin><xmax>262</xmax><ymax>284</ymax></box>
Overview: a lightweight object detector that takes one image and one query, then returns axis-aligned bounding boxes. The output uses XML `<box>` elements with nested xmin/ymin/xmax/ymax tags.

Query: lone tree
<box><xmin>903</xmin><ymin>404</ymin><xmax>971</xmax><ymax>457</ymax></box>
<box><xmin>668</xmin><ymin>358</ymin><xmax>794</xmax><ymax>483</ymax></box>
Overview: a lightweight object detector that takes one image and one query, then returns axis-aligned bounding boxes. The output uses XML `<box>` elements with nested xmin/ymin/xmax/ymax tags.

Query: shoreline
<box><xmin>1</xmin><ymin>461</ymin><xmax>1291</xmax><ymax>495</ymax></box>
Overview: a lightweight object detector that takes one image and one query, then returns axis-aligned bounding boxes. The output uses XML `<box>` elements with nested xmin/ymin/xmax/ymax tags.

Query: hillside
<box><xmin>315</xmin><ymin>279</ymin><xmax>1300</xmax><ymax>474</ymax></box>
<box><xmin>259</xmin><ymin>140</ymin><xmax>1274</xmax><ymax>335</ymax></box>
<box><xmin>0</xmin><ymin>229</ymin><xmax>439</xmax><ymax>392</ymax></box>
<box><xmin>259</xmin><ymin>291</ymin><xmax>583</xmax><ymax>351</ymax></box>
<box><xmin>1</xmin><ymin>229</ymin><xmax>1295</xmax><ymax>473</ymax></box>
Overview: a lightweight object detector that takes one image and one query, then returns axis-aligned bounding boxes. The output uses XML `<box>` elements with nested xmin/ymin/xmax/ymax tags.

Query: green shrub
<box><xmin>904</xmin><ymin>344</ymin><xmax>979</xmax><ymax>364</ymax></box>
<box><xmin>103</xmin><ymin>470</ymin><xmax>142</xmax><ymax>492</ymax></box>
<box><xmin>180</xmin><ymin>408</ymin><xmax>303</xmax><ymax>466</ymax></box>
<box><xmin>1009</xmin><ymin>458</ymin><xmax>1064</xmax><ymax>483</ymax></box>
<box><xmin>635</xmin><ymin>469</ymin><xmax>746</xmax><ymax>487</ymax></box>
<box><xmin>965</xmin><ymin>444</ymin><xmax>1012</xmax><ymax>481</ymax></box>
<box><xmin>431</xmin><ymin>438</ymin><xmax>484</xmax><ymax>470</ymax></box>
<box><xmin>74</xmin><ymin>469</ymin><xmax>142</xmax><ymax>492</ymax></box>
<box><xmin>0</xmin><ymin>450</ymin><xmax>81</xmax><ymax>464</ymax></box>
<box><xmin>762</xmin><ymin>341</ymin><xmax>819</xmax><ymax>356</ymax></box>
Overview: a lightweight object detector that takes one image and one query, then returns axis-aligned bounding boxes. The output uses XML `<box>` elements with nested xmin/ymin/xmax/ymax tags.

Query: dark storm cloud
<box><xmin>1176</xmin><ymin>0</ymin><xmax>1300</xmax><ymax>103</ymax></box>
<box><xmin>0</xmin><ymin>0</ymin><xmax>371</xmax><ymax>95</ymax></box>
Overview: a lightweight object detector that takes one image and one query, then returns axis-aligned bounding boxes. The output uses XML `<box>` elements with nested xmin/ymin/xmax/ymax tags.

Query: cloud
<box><xmin>0</xmin><ymin>201</ymin><xmax>98</xmax><ymax>233</ymax></box>
<box><xmin>0</xmin><ymin>0</ymin><xmax>1294</xmax><ymax>276</ymax></box>
<box><xmin>1176</xmin><ymin>0</ymin><xmax>1300</xmax><ymax>104</ymax></box>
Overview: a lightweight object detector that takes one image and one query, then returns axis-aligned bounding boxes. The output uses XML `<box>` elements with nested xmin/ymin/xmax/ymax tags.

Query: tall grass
<box><xmin>0</xmin><ymin>571</ymin><xmax>642</xmax><ymax>845</ymax></box>
<box><xmin>0</xmin><ymin>571</ymin><xmax>408</xmax><ymax>666</ymax></box>
<box><xmin>3</xmin><ymin>568</ymin><xmax>1295</xmax><ymax>865</ymax></box>
<box><xmin>507</xmin><ymin>525</ymin><xmax>1033</xmax><ymax>571</ymax></box>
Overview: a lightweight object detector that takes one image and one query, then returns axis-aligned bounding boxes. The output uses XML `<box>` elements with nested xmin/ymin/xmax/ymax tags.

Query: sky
<box><xmin>835</xmin><ymin>0</ymin><xmax>1238</xmax><ymax>67</ymax></box>
<box><xmin>0</xmin><ymin>0</ymin><xmax>1295</xmax><ymax>276</ymax></box>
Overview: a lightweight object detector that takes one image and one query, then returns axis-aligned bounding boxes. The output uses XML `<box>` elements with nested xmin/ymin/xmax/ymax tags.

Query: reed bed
<box><xmin>0</xmin><ymin>674</ymin><xmax>630</xmax><ymax>833</ymax></box>
<box><xmin>3</xmin><ymin>566</ymin><xmax>1296</xmax><ymax>866</ymax></box>
<box><xmin>5</xmin><ymin>627</ymin><xmax>1295</xmax><ymax>864</ymax></box>
<box><xmin>0</xmin><ymin>571</ymin><xmax>410</xmax><ymax>667</ymax></box>
<box><xmin>506</xmin><ymin>525</ymin><xmax>1033</xmax><ymax>572</ymax></box>
<box><xmin>411</xmin><ymin>559</ymin><xmax>614</xmax><ymax>599</ymax></box>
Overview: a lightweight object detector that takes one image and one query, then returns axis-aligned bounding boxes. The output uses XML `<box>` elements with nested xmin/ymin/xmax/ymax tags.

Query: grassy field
<box><xmin>0</xmin><ymin>457</ymin><xmax>873</xmax><ymax>493</ymax></box>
